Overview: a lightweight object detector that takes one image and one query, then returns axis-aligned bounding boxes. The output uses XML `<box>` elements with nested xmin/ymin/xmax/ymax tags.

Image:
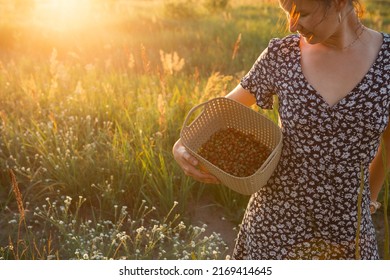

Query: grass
<box><xmin>0</xmin><ymin>0</ymin><xmax>389</xmax><ymax>260</ymax></box>
<box><xmin>380</xmin><ymin>136</ymin><xmax>390</xmax><ymax>259</ymax></box>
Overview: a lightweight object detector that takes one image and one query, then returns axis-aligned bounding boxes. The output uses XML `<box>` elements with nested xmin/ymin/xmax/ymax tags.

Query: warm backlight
<box><xmin>33</xmin><ymin>0</ymin><xmax>94</xmax><ymax>31</ymax></box>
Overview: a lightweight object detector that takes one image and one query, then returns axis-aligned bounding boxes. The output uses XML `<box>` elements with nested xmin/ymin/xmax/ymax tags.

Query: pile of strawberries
<box><xmin>197</xmin><ymin>128</ymin><xmax>271</xmax><ymax>177</ymax></box>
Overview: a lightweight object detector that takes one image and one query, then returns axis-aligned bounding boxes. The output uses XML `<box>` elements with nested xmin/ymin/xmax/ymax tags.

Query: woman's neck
<box><xmin>321</xmin><ymin>8</ymin><xmax>365</xmax><ymax>51</ymax></box>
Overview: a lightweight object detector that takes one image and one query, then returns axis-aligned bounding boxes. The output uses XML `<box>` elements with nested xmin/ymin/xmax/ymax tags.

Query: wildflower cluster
<box><xmin>1</xmin><ymin>196</ymin><xmax>228</xmax><ymax>260</ymax></box>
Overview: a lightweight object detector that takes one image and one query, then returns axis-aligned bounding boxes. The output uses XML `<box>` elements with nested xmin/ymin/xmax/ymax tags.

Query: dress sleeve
<box><xmin>240</xmin><ymin>38</ymin><xmax>278</xmax><ymax>109</ymax></box>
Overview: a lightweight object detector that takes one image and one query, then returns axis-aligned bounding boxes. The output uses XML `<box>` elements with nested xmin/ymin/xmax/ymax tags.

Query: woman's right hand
<box><xmin>172</xmin><ymin>138</ymin><xmax>220</xmax><ymax>184</ymax></box>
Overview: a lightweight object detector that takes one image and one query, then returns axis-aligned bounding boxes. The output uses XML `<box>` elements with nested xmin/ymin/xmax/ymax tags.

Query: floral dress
<box><xmin>232</xmin><ymin>33</ymin><xmax>390</xmax><ymax>259</ymax></box>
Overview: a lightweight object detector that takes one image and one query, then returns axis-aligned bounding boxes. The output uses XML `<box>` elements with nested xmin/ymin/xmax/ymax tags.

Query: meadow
<box><xmin>0</xmin><ymin>0</ymin><xmax>389</xmax><ymax>260</ymax></box>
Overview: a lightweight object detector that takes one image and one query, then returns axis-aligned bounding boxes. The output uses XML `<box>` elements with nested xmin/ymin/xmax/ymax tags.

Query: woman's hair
<box><xmin>321</xmin><ymin>0</ymin><xmax>364</xmax><ymax>18</ymax></box>
<box><xmin>279</xmin><ymin>0</ymin><xmax>364</xmax><ymax>31</ymax></box>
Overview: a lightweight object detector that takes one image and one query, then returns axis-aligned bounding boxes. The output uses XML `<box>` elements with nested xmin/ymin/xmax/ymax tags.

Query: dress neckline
<box><xmin>295</xmin><ymin>32</ymin><xmax>389</xmax><ymax>110</ymax></box>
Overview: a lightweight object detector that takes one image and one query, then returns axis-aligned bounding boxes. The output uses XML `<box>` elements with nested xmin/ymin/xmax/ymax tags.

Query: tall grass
<box><xmin>355</xmin><ymin>164</ymin><xmax>364</xmax><ymax>260</ymax></box>
<box><xmin>380</xmin><ymin>138</ymin><xmax>390</xmax><ymax>259</ymax></box>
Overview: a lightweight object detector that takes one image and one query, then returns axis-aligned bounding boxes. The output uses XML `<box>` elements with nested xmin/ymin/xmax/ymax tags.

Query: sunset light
<box><xmin>33</xmin><ymin>0</ymin><xmax>93</xmax><ymax>31</ymax></box>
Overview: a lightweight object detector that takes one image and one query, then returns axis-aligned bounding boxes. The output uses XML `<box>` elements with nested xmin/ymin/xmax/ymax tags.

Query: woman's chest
<box><xmin>300</xmin><ymin>50</ymin><xmax>377</xmax><ymax>108</ymax></box>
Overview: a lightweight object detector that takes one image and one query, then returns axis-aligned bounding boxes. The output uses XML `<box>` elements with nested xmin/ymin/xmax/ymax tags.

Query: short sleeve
<box><xmin>240</xmin><ymin>38</ymin><xmax>279</xmax><ymax>109</ymax></box>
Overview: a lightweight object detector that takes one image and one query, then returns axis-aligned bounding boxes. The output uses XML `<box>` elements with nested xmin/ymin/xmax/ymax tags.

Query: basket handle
<box><xmin>182</xmin><ymin>100</ymin><xmax>208</xmax><ymax>129</ymax></box>
<box><xmin>182</xmin><ymin>97</ymin><xmax>227</xmax><ymax>129</ymax></box>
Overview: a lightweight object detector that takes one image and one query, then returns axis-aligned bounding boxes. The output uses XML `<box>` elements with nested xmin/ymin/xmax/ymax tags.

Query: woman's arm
<box><xmin>369</xmin><ymin>122</ymin><xmax>390</xmax><ymax>211</ymax></box>
<box><xmin>172</xmin><ymin>84</ymin><xmax>255</xmax><ymax>184</ymax></box>
<box><xmin>225</xmin><ymin>84</ymin><xmax>256</xmax><ymax>107</ymax></box>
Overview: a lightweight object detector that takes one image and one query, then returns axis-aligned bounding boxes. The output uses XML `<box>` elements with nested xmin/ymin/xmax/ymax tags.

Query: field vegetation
<box><xmin>0</xmin><ymin>0</ymin><xmax>389</xmax><ymax>260</ymax></box>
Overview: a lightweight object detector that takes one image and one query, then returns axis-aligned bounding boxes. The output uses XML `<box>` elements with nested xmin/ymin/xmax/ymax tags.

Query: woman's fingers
<box><xmin>173</xmin><ymin>139</ymin><xmax>220</xmax><ymax>184</ymax></box>
<box><xmin>181</xmin><ymin>151</ymin><xmax>220</xmax><ymax>184</ymax></box>
<box><xmin>182</xmin><ymin>149</ymin><xmax>198</xmax><ymax>166</ymax></box>
<box><xmin>186</xmin><ymin>165</ymin><xmax>221</xmax><ymax>184</ymax></box>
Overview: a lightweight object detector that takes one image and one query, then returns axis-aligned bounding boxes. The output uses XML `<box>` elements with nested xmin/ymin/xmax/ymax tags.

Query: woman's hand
<box><xmin>369</xmin><ymin>201</ymin><xmax>381</xmax><ymax>214</ymax></box>
<box><xmin>172</xmin><ymin>85</ymin><xmax>253</xmax><ymax>185</ymax></box>
<box><xmin>172</xmin><ymin>138</ymin><xmax>220</xmax><ymax>184</ymax></box>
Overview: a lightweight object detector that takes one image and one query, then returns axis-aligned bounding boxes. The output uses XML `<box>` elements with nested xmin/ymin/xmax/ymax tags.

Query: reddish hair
<box><xmin>321</xmin><ymin>0</ymin><xmax>364</xmax><ymax>18</ymax></box>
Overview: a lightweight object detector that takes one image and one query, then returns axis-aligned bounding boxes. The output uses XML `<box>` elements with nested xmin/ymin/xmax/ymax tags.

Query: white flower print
<box><xmin>234</xmin><ymin>33</ymin><xmax>390</xmax><ymax>260</ymax></box>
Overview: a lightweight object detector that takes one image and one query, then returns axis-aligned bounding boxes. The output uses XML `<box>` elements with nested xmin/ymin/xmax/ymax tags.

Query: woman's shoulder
<box><xmin>377</xmin><ymin>31</ymin><xmax>390</xmax><ymax>47</ymax></box>
<box><xmin>269</xmin><ymin>34</ymin><xmax>300</xmax><ymax>44</ymax></box>
<box><xmin>266</xmin><ymin>34</ymin><xmax>300</xmax><ymax>53</ymax></box>
<box><xmin>377</xmin><ymin>32</ymin><xmax>390</xmax><ymax>59</ymax></box>
<box><xmin>381</xmin><ymin>32</ymin><xmax>390</xmax><ymax>46</ymax></box>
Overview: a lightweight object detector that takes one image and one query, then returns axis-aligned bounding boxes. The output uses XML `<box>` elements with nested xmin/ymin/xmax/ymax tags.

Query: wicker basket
<box><xmin>180</xmin><ymin>97</ymin><xmax>283</xmax><ymax>195</ymax></box>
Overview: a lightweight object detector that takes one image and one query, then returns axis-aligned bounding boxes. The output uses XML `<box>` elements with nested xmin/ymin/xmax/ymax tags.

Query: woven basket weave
<box><xmin>180</xmin><ymin>97</ymin><xmax>283</xmax><ymax>195</ymax></box>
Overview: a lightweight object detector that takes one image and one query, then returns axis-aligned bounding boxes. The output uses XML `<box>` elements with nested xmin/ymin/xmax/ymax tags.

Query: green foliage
<box><xmin>203</xmin><ymin>0</ymin><xmax>230</xmax><ymax>13</ymax></box>
<box><xmin>362</xmin><ymin>0</ymin><xmax>390</xmax><ymax>30</ymax></box>
<box><xmin>164</xmin><ymin>0</ymin><xmax>201</xmax><ymax>20</ymax></box>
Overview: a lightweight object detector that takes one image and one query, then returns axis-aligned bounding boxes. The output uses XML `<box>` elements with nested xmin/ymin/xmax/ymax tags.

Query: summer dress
<box><xmin>233</xmin><ymin>33</ymin><xmax>390</xmax><ymax>260</ymax></box>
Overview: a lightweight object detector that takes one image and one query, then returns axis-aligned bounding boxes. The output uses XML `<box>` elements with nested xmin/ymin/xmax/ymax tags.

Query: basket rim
<box><xmin>183</xmin><ymin>138</ymin><xmax>283</xmax><ymax>179</ymax></box>
<box><xmin>180</xmin><ymin>97</ymin><xmax>283</xmax><ymax>179</ymax></box>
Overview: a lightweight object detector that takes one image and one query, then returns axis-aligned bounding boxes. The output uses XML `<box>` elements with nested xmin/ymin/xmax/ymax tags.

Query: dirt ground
<box><xmin>189</xmin><ymin>196</ymin><xmax>238</xmax><ymax>257</ymax></box>
<box><xmin>190</xmin><ymin>197</ymin><xmax>390</xmax><ymax>259</ymax></box>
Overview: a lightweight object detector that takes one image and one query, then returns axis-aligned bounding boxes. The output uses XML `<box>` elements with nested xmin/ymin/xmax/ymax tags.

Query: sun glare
<box><xmin>33</xmin><ymin>0</ymin><xmax>94</xmax><ymax>31</ymax></box>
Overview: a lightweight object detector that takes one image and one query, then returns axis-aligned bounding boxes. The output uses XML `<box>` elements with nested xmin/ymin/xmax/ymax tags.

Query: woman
<box><xmin>173</xmin><ymin>0</ymin><xmax>390</xmax><ymax>259</ymax></box>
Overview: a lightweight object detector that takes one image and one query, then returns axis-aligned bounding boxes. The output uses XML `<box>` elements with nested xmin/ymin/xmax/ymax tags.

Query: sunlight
<box><xmin>33</xmin><ymin>0</ymin><xmax>94</xmax><ymax>31</ymax></box>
